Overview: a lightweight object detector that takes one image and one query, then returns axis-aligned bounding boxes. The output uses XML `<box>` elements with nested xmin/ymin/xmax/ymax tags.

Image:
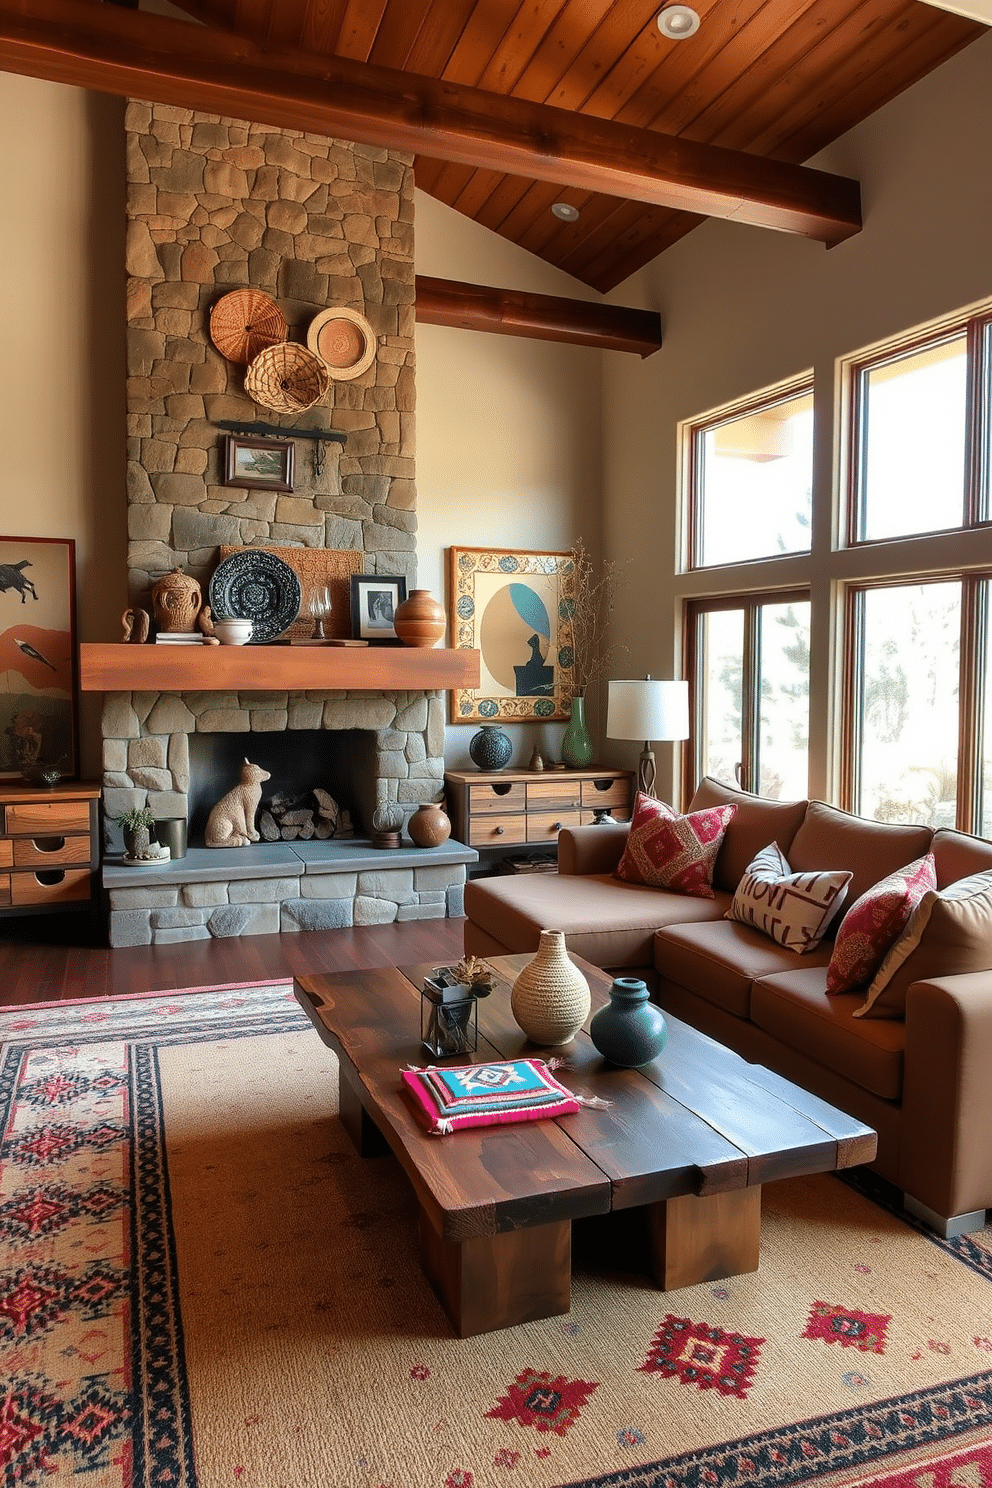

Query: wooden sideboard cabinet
<box><xmin>0</xmin><ymin>781</ymin><xmax>101</xmax><ymax>921</ymax></box>
<box><xmin>444</xmin><ymin>767</ymin><xmax>634</xmax><ymax>855</ymax></box>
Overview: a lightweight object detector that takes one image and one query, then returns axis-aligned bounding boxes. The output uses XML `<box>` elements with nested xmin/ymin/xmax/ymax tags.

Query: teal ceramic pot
<box><xmin>589</xmin><ymin>977</ymin><xmax>668</xmax><ymax>1068</ymax></box>
<box><xmin>469</xmin><ymin>724</ymin><xmax>512</xmax><ymax>771</ymax></box>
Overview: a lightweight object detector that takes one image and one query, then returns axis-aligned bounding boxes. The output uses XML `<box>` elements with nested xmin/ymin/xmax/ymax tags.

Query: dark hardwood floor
<box><xmin>0</xmin><ymin>909</ymin><xmax>467</xmax><ymax>1006</ymax></box>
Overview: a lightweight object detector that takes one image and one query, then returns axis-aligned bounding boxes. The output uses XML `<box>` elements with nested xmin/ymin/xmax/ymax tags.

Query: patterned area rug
<box><xmin>2</xmin><ymin>985</ymin><xmax>992</xmax><ymax>1488</ymax></box>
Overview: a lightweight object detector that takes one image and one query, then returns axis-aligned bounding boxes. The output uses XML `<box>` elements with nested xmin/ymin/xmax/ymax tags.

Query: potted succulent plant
<box><xmin>113</xmin><ymin>803</ymin><xmax>157</xmax><ymax>859</ymax></box>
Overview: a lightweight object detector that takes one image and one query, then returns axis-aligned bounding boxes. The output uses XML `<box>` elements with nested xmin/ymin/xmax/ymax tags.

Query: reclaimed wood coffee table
<box><xmin>295</xmin><ymin>954</ymin><xmax>876</xmax><ymax>1337</ymax></box>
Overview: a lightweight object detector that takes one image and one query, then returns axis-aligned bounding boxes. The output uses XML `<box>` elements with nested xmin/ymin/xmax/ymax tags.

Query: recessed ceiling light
<box><xmin>551</xmin><ymin>201</ymin><xmax>580</xmax><ymax>222</ymax></box>
<box><xmin>657</xmin><ymin>5</ymin><xmax>701</xmax><ymax>38</ymax></box>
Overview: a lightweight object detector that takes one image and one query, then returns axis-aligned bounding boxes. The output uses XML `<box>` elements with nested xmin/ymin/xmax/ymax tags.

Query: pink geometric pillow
<box><xmin>615</xmin><ymin>793</ymin><xmax>735</xmax><ymax>898</ymax></box>
<box><xmin>825</xmin><ymin>853</ymin><xmax>936</xmax><ymax>995</ymax></box>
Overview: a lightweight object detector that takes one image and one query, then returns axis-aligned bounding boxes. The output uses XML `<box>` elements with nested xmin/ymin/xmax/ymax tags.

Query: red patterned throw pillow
<box><xmin>826</xmin><ymin>853</ymin><xmax>936</xmax><ymax>995</ymax></box>
<box><xmin>615</xmin><ymin>793</ymin><xmax>735</xmax><ymax>898</ymax></box>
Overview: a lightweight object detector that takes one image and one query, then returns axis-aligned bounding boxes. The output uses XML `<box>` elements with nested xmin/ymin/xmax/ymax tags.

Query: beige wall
<box><xmin>0</xmin><ymin>74</ymin><xmax>602</xmax><ymax>778</ymax></box>
<box><xmin>0</xmin><ymin>74</ymin><xmax>127</xmax><ymax>776</ymax></box>
<box><xmin>602</xmin><ymin>29</ymin><xmax>992</xmax><ymax>802</ymax></box>
<box><xmin>414</xmin><ymin>193</ymin><xmax>604</xmax><ymax>768</ymax></box>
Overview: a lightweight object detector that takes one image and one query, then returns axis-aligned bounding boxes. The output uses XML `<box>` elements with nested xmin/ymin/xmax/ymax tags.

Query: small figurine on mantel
<box><xmin>121</xmin><ymin>607</ymin><xmax>150</xmax><ymax>643</ymax></box>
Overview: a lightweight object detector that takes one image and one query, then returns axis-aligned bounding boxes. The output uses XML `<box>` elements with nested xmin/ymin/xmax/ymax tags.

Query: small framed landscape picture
<box><xmin>222</xmin><ymin>435</ymin><xmax>295</xmax><ymax>492</ymax></box>
<box><xmin>350</xmin><ymin>575</ymin><xmax>407</xmax><ymax>643</ymax></box>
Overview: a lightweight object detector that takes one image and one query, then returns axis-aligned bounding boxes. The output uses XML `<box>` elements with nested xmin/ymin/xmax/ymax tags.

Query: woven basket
<box><xmin>307</xmin><ymin>306</ymin><xmax>377</xmax><ymax>381</ymax></box>
<box><xmin>244</xmin><ymin>342</ymin><xmax>330</xmax><ymax>414</ymax></box>
<box><xmin>209</xmin><ymin>289</ymin><xmax>288</xmax><ymax>365</ymax></box>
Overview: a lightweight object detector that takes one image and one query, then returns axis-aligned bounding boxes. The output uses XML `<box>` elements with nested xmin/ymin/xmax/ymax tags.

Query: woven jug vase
<box><xmin>510</xmin><ymin>930</ymin><xmax>590</xmax><ymax>1046</ymax></box>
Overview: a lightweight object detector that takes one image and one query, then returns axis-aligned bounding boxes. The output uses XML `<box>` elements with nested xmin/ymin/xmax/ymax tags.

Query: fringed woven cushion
<box><xmin>615</xmin><ymin>793</ymin><xmax>736</xmax><ymax>898</ymax></box>
<box><xmin>402</xmin><ymin>1058</ymin><xmax>582</xmax><ymax>1135</ymax></box>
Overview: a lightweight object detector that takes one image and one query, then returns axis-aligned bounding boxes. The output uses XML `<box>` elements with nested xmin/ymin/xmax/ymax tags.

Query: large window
<box><xmin>689</xmin><ymin>386</ymin><xmax>813</xmax><ymax>569</ymax></box>
<box><xmin>677</xmin><ymin>301</ymin><xmax>992</xmax><ymax>823</ymax></box>
<box><xmin>852</xmin><ymin>335</ymin><xmax>972</xmax><ymax>542</ymax></box>
<box><xmin>849</xmin><ymin>580</ymin><xmax>962</xmax><ymax>825</ymax></box>
<box><xmin>687</xmin><ymin>593</ymin><xmax>810</xmax><ymax>801</ymax></box>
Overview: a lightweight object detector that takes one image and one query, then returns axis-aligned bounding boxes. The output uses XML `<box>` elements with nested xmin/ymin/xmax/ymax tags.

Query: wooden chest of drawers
<box><xmin>0</xmin><ymin>782</ymin><xmax>101</xmax><ymax>917</ymax></box>
<box><xmin>444</xmin><ymin>767</ymin><xmax>633</xmax><ymax>854</ymax></box>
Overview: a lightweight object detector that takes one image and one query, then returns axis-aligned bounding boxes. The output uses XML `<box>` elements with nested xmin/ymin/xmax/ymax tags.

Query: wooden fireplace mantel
<box><xmin>79</xmin><ymin>643</ymin><xmax>480</xmax><ymax>693</ymax></box>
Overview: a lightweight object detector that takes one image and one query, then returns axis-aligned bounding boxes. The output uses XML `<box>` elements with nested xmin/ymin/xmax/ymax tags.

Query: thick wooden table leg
<box><xmin>338</xmin><ymin>1067</ymin><xmax>390</xmax><ymax>1157</ymax></box>
<box><xmin>418</xmin><ymin>1209</ymin><xmax>572</xmax><ymax>1337</ymax></box>
<box><xmin>648</xmin><ymin>1186</ymin><xmax>762</xmax><ymax>1290</ymax></box>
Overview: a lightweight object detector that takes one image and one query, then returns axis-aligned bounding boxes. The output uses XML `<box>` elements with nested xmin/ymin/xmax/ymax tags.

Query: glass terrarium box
<box><xmin>421</xmin><ymin>969</ymin><xmax>479</xmax><ymax>1058</ymax></box>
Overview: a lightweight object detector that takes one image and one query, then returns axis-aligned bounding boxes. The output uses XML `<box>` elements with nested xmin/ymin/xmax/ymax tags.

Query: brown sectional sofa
<box><xmin>463</xmin><ymin>777</ymin><xmax>992</xmax><ymax>1238</ymax></box>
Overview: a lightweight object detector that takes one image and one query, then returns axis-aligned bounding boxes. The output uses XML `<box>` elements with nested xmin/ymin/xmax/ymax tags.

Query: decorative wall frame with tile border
<box><xmin>448</xmin><ymin>547</ymin><xmax>577</xmax><ymax>723</ymax></box>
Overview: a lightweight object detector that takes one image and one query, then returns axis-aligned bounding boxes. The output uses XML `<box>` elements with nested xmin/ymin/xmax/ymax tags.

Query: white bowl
<box><xmin>212</xmin><ymin>618</ymin><xmax>253</xmax><ymax>645</ymax></box>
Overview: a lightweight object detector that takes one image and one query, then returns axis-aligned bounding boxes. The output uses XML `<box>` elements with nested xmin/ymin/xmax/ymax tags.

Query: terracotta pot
<box><xmin>408</xmin><ymin>801</ymin><xmax>451</xmax><ymax>848</ymax></box>
<box><xmin>510</xmin><ymin>929</ymin><xmax>590</xmax><ymax>1046</ymax></box>
<box><xmin>393</xmin><ymin>589</ymin><xmax>446</xmax><ymax>648</ymax></box>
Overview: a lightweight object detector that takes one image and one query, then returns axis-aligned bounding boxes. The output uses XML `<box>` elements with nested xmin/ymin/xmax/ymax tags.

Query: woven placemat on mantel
<box><xmin>218</xmin><ymin>546</ymin><xmax>363</xmax><ymax>641</ymax></box>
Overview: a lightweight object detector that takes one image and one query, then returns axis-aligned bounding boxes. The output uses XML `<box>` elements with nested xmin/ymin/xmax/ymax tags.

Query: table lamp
<box><xmin>607</xmin><ymin>677</ymin><xmax>690</xmax><ymax>798</ymax></box>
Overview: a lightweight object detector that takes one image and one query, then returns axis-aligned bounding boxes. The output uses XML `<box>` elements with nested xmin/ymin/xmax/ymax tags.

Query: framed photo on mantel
<box><xmin>0</xmin><ymin>535</ymin><xmax>78</xmax><ymax>779</ymax></box>
<box><xmin>448</xmin><ymin>546</ymin><xmax>577</xmax><ymax>724</ymax></box>
<box><xmin>350</xmin><ymin>574</ymin><xmax>407</xmax><ymax>643</ymax></box>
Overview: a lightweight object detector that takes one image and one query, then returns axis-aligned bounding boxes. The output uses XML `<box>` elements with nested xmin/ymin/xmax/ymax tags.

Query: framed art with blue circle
<box><xmin>447</xmin><ymin>547</ymin><xmax>577</xmax><ymax>723</ymax></box>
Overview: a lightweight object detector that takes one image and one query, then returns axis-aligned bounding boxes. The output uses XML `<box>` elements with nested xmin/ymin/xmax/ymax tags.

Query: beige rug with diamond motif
<box><xmin>2</xmin><ymin>985</ymin><xmax>991</xmax><ymax>1488</ymax></box>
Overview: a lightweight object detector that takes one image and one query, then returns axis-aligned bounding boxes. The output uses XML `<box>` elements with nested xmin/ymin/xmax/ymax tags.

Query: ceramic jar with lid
<box><xmin>152</xmin><ymin>567</ymin><xmax>202</xmax><ymax>633</ymax></box>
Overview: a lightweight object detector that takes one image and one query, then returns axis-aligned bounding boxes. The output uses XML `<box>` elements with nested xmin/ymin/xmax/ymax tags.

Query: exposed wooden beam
<box><xmin>415</xmin><ymin>276</ymin><xmax>663</xmax><ymax>357</ymax></box>
<box><xmin>0</xmin><ymin>0</ymin><xmax>862</xmax><ymax>246</ymax></box>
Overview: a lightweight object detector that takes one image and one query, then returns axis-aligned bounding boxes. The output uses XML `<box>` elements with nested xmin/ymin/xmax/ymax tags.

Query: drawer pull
<box><xmin>494</xmin><ymin>826</ymin><xmax>504</xmax><ymax>835</ymax></box>
<box><xmin>491</xmin><ymin>783</ymin><xmax>513</xmax><ymax>797</ymax></box>
<box><xmin>35</xmin><ymin>870</ymin><xmax>67</xmax><ymax>887</ymax></box>
<box><xmin>32</xmin><ymin>836</ymin><xmax>66</xmax><ymax>854</ymax></box>
<box><xmin>551</xmin><ymin>821</ymin><xmax>562</xmax><ymax>831</ymax></box>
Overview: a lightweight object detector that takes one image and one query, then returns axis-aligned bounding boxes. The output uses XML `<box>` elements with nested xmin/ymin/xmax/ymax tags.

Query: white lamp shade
<box><xmin>607</xmin><ymin>679</ymin><xmax>690</xmax><ymax>743</ymax></box>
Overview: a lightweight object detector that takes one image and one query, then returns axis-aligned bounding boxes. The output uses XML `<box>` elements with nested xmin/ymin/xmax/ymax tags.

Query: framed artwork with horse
<box><xmin>0</xmin><ymin>536</ymin><xmax>78</xmax><ymax>781</ymax></box>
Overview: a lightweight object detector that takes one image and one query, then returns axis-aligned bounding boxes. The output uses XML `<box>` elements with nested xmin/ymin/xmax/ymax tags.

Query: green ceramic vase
<box><xmin>560</xmin><ymin>693</ymin><xmax>593</xmax><ymax>768</ymax></box>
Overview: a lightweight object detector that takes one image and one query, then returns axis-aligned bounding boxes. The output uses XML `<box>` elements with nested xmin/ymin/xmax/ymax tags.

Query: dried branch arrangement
<box><xmin>568</xmin><ymin>538</ymin><xmax>628</xmax><ymax>695</ymax></box>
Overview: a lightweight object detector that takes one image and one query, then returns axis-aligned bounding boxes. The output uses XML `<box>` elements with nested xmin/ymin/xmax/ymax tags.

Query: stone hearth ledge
<box><xmin>103</xmin><ymin>839</ymin><xmax>477</xmax><ymax>947</ymax></box>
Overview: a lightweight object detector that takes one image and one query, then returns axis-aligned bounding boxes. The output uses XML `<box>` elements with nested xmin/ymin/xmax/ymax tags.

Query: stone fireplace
<box><xmin>100</xmin><ymin>683</ymin><xmax>474</xmax><ymax>947</ymax></box>
<box><xmin>94</xmin><ymin>103</ymin><xmax>479</xmax><ymax>947</ymax></box>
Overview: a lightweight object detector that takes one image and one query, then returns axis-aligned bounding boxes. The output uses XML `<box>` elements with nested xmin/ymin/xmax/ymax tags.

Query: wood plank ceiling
<box><xmin>94</xmin><ymin>1</ymin><xmax>992</xmax><ymax>290</ymax></box>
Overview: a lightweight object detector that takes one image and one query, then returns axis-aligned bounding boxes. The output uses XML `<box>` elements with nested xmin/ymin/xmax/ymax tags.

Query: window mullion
<box><xmin>843</xmin><ymin>588</ymin><xmax>866</xmax><ymax>815</ymax></box>
<box><xmin>963</xmin><ymin>318</ymin><xmax>986</xmax><ymax>528</ymax></box>
<box><xmin>741</xmin><ymin>606</ymin><xmax>761</xmax><ymax>793</ymax></box>
<box><xmin>959</xmin><ymin>576</ymin><xmax>986</xmax><ymax>833</ymax></box>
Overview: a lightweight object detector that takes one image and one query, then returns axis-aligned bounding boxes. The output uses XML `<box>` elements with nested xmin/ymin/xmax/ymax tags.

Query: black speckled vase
<box><xmin>469</xmin><ymin>724</ymin><xmax>513</xmax><ymax>771</ymax></box>
<box><xmin>589</xmin><ymin>977</ymin><xmax>668</xmax><ymax>1068</ymax></box>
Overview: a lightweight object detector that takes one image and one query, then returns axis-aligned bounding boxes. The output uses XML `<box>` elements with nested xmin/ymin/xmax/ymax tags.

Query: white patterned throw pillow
<box><xmin>726</xmin><ymin>842</ymin><xmax>853</xmax><ymax>953</ymax></box>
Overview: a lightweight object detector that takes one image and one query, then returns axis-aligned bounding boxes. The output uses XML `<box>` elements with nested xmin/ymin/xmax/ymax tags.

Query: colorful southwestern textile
<box><xmin>401</xmin><ymin>1057</ymin><xmax>586</xmax><ymax>1134</ymax></box>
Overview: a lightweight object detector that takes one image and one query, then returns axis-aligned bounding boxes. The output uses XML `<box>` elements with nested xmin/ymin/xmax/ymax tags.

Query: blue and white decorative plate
<box><xmin>208</xmin><ymin>550</ymin><xmax>301</xmax><ymax>644</ymax></box>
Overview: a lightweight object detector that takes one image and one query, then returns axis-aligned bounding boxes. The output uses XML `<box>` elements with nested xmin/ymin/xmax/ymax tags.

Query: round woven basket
<box><xmin>244</xmin><ymin>342</ymin><xmax>330</xmax><ymax>413</ymax></box>
<box><xmin>209</xmin><ymin>289</ymin><xmax>288</xmax><ymax>365</ymax></box>
<box><xmin>307</xmin><ymin>306</ymin><xmax>377</xmax><ymax>381</ymax></box>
